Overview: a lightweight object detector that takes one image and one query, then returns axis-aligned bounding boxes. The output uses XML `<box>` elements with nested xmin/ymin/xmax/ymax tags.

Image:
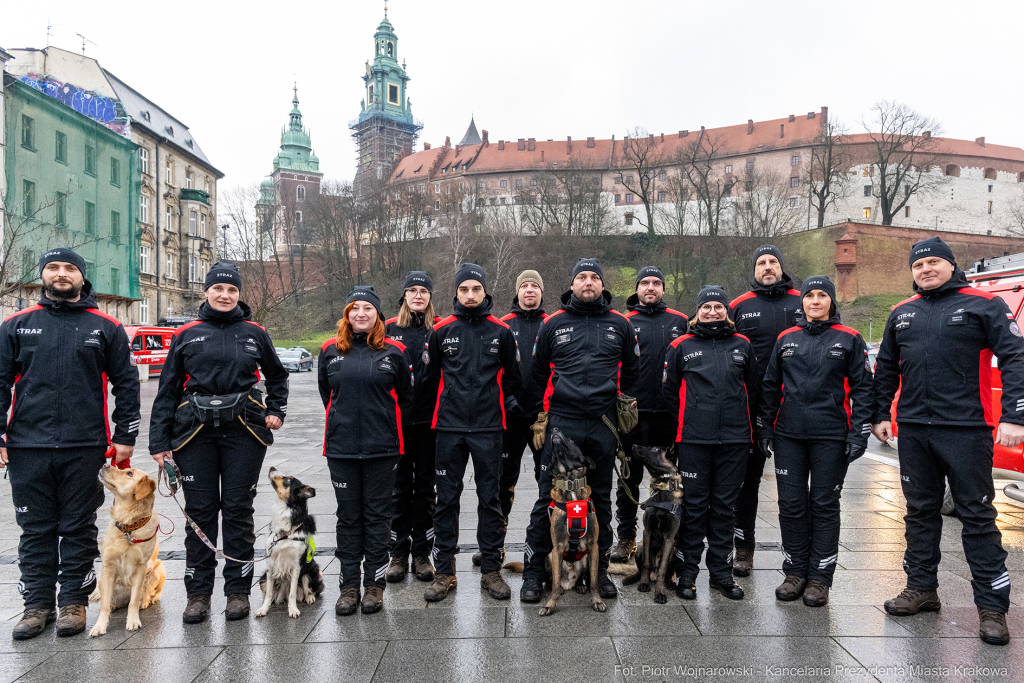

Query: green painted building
<box><xmin>3</xmin><ymin>73</ymin><xmax>139</xmax><ymax>315</ymax></box>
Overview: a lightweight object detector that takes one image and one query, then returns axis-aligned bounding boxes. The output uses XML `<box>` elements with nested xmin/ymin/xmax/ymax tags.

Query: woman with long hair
<box><xmin>319</xmin><ymin>286</ymin><xmax>413</xmax><ymax>616</ymax></box>
<box><xmin>759</xmin><ymin>275</ymin><xmax>873</xmax><ymax>607</ymax></box>
<box><xmin>384</xmin><ymin>272</ymin><xmax>441</xmax><ymax>583</ymax></box>
<box><xmin>663</xmin><ymin>285</ymin><xmax>758</xmax><ymax>601</ymax></box>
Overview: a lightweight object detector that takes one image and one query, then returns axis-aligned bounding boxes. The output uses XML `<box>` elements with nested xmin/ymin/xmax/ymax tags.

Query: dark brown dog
<box><xmin>622</xmin><ymin>444</ymin><xmax>683</xmax><ymax>603</ymax></box>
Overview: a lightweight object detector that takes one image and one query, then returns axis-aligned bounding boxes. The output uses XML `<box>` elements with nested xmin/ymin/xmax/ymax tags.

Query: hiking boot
<box><xmin>520</xmin><ymin>578</ymin><xmax>542</xmax><ymax>603</ymax></box>
<box><xmin>609</xmin><ymin>537</ymin><xmax>636</xmax><ymax>563</ymax></box>
<box><xmin>55</xmin><ymin>604</ymin><xmax>87</xmax><ymax>637</ymax></box>
<box><xmin>598</xmin><ymin>574</ymin><xmax>618</xmax><ymax>599</ymax></box>
<box><xmin>413</xmin><ymin>556</ymin><xmax>435</xmax><ymax>582</ymax></box>
<box><xmin>12</xmin><ymin>607</ymin><xmax>55</xmax><ymax>640</ymax></box>
<box><xmin>424</xmin><ymin>574</ymin><xmax>457</xmax><ymax>602</ymax></box>
<box><xmin>183</xmin><ymin>595</ymin><xmax>211</xmax><ymax>624</ymax></box>
<box><xmin>361</xmin><ymin>586</ymin><xmax>384</xmax><ymax>614</ymax></box>
<box><xmin>733</xmin><ymin>547</ymin><xmax>754</xmax><ymax>577</ymax></box>
<box><xmin>709</xmin><ymin>577</ymin><xmax>744</xmax><ymax>600</ymax></box>
<box><xmin>676</xmin><ymin>580</ymin><xmax>697</xmax><ymax>600</ymax></box>
<box><xmin>472</xmin><ymin>552</ymin><xmax>482</xmax><ymax>567</ymax></box>
<box><xmin>225</xmin><ymin>594</ymin><xmax>250</xmax><ymax>620</ymax></box>
<box><xmin>884</xmin><ymin>587</ymin><xmax>941</xmax><ymax>616</ymax></box>
<box><xmin>335</xmin><ymin>586</ymin><xmax>360</xmax><ymax>616</ymax></box>
<box><xmin>978</xmin><ymin>608</ymin><xmax>1010</xmax><ymax>645</ymax></box>
<box><xmin>775</xmin><ymin>575</ymin><xmax>807</xmax><ymax>602</ymax></box>
<box><xmin>803</xmin><ymin>579</ymin><xmax>829</xmax><ymax>607</ymax></box>
<box><xmin>480</xmin><ymin>571</ymin><xmax>511</xmax><ymax>600</ymax></box>
<box><xmin>386</xmin><ymin>556</ymin><xmax>409</xmax><ymax>583</ymax></box>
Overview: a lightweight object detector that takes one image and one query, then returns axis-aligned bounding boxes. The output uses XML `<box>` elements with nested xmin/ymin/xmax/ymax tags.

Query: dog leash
<box><xmin>601</xmin><ymin>415</ymin><xmax>641</xmax><ymax>506</ymax></box>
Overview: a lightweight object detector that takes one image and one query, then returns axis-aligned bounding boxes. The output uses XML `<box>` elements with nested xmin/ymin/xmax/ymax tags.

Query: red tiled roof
<box><xmin>844</xmin><ymin>133</ymin><xmax>1024</xmax><ymax>164</ymax></box>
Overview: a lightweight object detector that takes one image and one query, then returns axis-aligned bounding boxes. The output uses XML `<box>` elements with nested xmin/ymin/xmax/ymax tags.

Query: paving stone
<box><xmin>14</xmin><ymin>646</ymin><xmax>223</xmax><ymax>683</ymax></box>
<box><xmin>835</xmin><ymin>636</ymin><xmax>1024</xmax><ymax>682</ymax></box>
<box><xmin>306</xmin><ymin>605</ymin><xmax>505</xmax><ymax>641</ymax></box>
<box><xmin>683</xmin><ymin>602</ymin><xmax>913</xmax><ymax>637</ymax></box>
<box><xmin>507</xmin><ymin>603</ymin><xmax>699</xmax><ymax>637</ymax></box>
<box><xmin>192</xmin><ymin>642</ymin><xmax>386</xmax><ymax>683</ymax></box>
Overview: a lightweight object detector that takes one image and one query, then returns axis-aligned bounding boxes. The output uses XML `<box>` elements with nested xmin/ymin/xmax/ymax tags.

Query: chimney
<box><xmin>780</xmin><ymin>124</ymin><xmax>785</xmax><ymax>139</ymax></box>
<box><xmin>482</xmin><ymin>130</ymin><xmax>489</xmax><ymax>147</ymax></box>
<box><xmin>424</xmin><ymin>142</ymin><xmax>431</xmax><ymax>150</ymax></box>
<box><xmin>923</xmin><ymin>131</ymin><xmax>931</xmax><ymax>140</ymax></box>
<box><xmin>788</xmin><ymin>114</ymin><xmax>795</xmax><ymax>123</ymax></box>
<box><xmin>660</xmin><ymin>133</ymin><xmax>664</xmax><ymax>142</ymax></box>
<box><xmin>679</xmin><ymin>130</ymin><xmax>689</xmax><ymax>138</ymax></box>
<box><xmin>976</xmin><ymin>136</ymin><xmax>985</xmax><ymax>146</ymax></box>
<box><xmin>587</xmin><ymin>137</ymin><xmax>595</xmax><ymax>148</ymax></box>
<box><xmin>445</xmin><ymin>136</ymin><xmax>451</xmax><ymax>149</ymax></box>
<box><xmin>820</xmin><ymin>106</ymin><xmax>828</xmax><ymax>127</ymax></box>
<box><xmin>747</xmin><ymin>119</ymin><xmax>753</xmax><ymax>135</ymax></box>
<box><xmin>518</xmin><ymin>138</ymin><xmax>526</xmax><ymax>151</ymax></box>
<box><xmin>807</xmin><ymin>112</ymin><xmax>815</xmax><ymax>119</ymax></box>
<box><xmin>528</xmin><ymin>138</ymin><xmax>536</xmax><ymax>152</ymax></box>
<box><xmin>456</xmin><ymin>145</ymin><xmax>462</xmax><ymax>155</ymax></box>
<box><xmin>540</xmin><ymin>150</ymin><xmax>545</xmax><ymax>161</ymax></box>
<box><xmin>498</xmin><ymin>140</ymin><xmax>505</xmax><ymax>151</ymax></box>
<box><xmin>567</xmin><ymin>136</ymin><xmax>572</xmax><ymax>154</ymax></box>
<box><xmin>648</xmin><ymin>134</ymin><xmax>655</xmax><ymax>144</ymax></box>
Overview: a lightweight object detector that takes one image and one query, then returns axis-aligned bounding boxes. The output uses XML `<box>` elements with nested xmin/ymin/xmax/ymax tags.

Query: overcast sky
<box><xmin>4</xmin><ymin>0</ymin><xmax>1022</xmax><ymax>191</ymax></box>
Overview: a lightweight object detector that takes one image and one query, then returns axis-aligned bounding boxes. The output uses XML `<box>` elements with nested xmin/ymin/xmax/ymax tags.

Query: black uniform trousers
<box><xmin>499</xmin><ymin>414</ymin><xmax>543</xmax><ymax>526</ymax></box>
<box><xmin>523</xmin><ymin>413</ymin><xmax>618</xmax><ymax>580</ymax></box>
<box><xmin>432</xmin><ymin>430</ymin><xmax>505</xmax><ymax>575</ymax></box>
<box><xmin>329</xmin><ymin>455</ymin><xmax>400</xmax><ymax>588</ymax></box>
<box><xmin>734</xmin><ymin>439</ymin><xmax>769</xmax><ymax>551</ymax></box>
<box><xmin>614</xmin><ymin>412</ymin><xmax>677</xmax><ymax>540</ymax></box>
<box><xmin>773</xmin><ymin>436</ymin><xmax>848</xmax><ymax>585</ymax></box>
<box><xmin>675</xmin><ymin>443</ymin><xmax>748</xmax><ymax>582</ymax></box>
<box><xmin>175</xmin><ymin>423</ymin><xmax>266</xmax><ymax>597</ymax></box>
<box><xmin>897</xmin><ymin>424</ymin><xmax>1010</xmax><ymax>612</ymax></box>
<box><xmin>8</xmin><ymin>446</ymin><xmax>106</xmax><ymax>608</ymax></box>
<box><xmin>390</xmin><ymin>423</ymin><xmax>437</xmax><ymax>559</ymax></box>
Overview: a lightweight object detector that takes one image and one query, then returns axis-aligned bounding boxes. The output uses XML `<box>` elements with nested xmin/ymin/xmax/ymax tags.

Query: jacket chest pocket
<box><xmin>237</xmin><ymin>338</ymin><xmax>260</xmax><ymax>358</ymax></box>
<box><xmin>16</xmin><ymin>335</ymin><xmax>39</xmax><ymax>365</ymax></box>
<box><xmin>827</xmin><ymin>348</ymin><xmax>846</xmax><ymax>361</ymax></box>
<box><xmin>484</xmin><ymin>336</ymin><xmax>502</xmax><ymax>356</ymax></box>
<box><xmin>80</xmin><ymin>330</ymin><xmax>106</xmax><ymax>356</ymax></box>
<box><xmin>731</xmin><ymin>352</ymin><xmax>747</xmax><ymax>368</ymax></box>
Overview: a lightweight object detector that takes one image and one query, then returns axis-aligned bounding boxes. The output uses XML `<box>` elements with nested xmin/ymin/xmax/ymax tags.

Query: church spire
<box><xmin>289</xmin><ymin>82</ymin><xmax>302</xmax><ymax>131</ymax></box>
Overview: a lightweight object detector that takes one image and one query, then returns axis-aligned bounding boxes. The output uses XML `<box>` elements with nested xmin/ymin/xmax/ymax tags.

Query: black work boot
<box><xmin>361</xmin><ymin>586</ymin><xmax>384</xmax><ymax>614</ymax></box>
<box><xmin>12</xmin><ymin>607</ymin><xmax>55</xmax><ymax>640</ymax></box>
<box><xmin>709</xmin><ymin>577</ymin><xmax>744</xmax><ymax>600</ymax></box>
<box><xmin>732</xmin><ymin>547</ymin><xmax>754</xmax><ymax>577</ymax></box>
<box><xmin>55</xmin><ymin>604</ymin><xmax>87</xmax><ymax>637</ymax></box>
<box><xmin>225</xmin><ymin>594</ymin><xmax>250</xmax><ymax>620</ymax></box>
<box><xmin>472</xmin><ymin>552</ymin><xmax>482</xmax><ymax>567</ymax></box>
<box><xmin>609</xmin><ymin>537</ymin><xmax>636</xmax><ymax>563</ymax></box>
<box><xmin>385</xmin><ymin>556</ymin><xmax>409</xmax><ymax>583</ymax></box>
<box><xmin>412</xmin><ymin>556</ymin><xmax>434</xmax><ymax>582</ymax></box>
<box><xmin>520</xmin><ymin>577</ymin><xmax>542</xmax><ymax>603</ymax></box>
<box><xmin>336</xmin><ymin>585</ymin><xmax>360</xmax><ymax>616</ymax></box>
<box><xmin>676</xmin><ymin>580</ymin><xmax>697</xmax><ymax>600</ymax></box>
<box><xmin>424</xmin><ymin>574</ymin><xmax>457</xmax><ymax>602</ymax></box>
<box><xmin>183</xmin><ymin>595</ymin><xmax>211</xmax><ymax>624</ymax></box>
<box><xmin>884</xmin><ymin>587</ymin><xmax>941</xmax><ymax>616</ymax></box>
<box><xmin>978</xmin><ymin>608</ymin><xmax>1010</xmax><ymax>645</ymax></box>
<box><xmin>775</xmin><ymin>574</ymin><xmax>807</xmax><ymax>602</ymax></box>
<box><xmin>598</xmin><ymin>573</ymin><xmax>618</xmax><ymax>599</ymax></box>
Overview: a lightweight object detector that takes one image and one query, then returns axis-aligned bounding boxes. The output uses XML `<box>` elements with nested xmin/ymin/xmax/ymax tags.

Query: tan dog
<box><xmin>89</xmin><ymin>464</ymin><xmax>166</xmax><ymax>637</ymax></box>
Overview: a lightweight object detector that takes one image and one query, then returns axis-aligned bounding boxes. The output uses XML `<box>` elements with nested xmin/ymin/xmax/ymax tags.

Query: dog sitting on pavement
<box><xmin>255</xmin><ymin>467</ymin><xmax>324</xmax><ymax>618</ymax></box>
<box><xmin>89</xmin><ymin>464</ymin><xmax>167</xmax><ymax>637</ymax></box>
<box><xmin>621</xmin><ymin>444</ymin><xmax>684</xmax><ymax>604</ymax></box>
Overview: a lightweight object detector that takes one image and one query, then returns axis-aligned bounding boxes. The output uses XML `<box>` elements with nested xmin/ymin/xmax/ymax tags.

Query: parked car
<box><xmin>279</xmin><ymin>348</ymin><xmax>314</xmax><ymax>372</ymax></box>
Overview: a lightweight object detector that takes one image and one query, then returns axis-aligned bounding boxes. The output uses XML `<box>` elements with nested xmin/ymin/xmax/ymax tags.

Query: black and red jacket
<box><xmin>385</xmin><ymin>313</ymin><xmax>441</xmax><ymax>425</ymax></box>
<box><xmin>532</xmin><ymin>290</ymin><xmax>640</xmax><ymax>420</ymax></box>
<box><xmin>424</xmin><ymin>296</ymin><xmax>522</xmax><ymax>433</ymax></box>
<box><xmin>759</xmin><ymin>315</ymin><xmax>874</xmax><ymax>446</ymax></box>
<box><xmin>501</xmin><ymin>296</ymin><xmax>547</xmax><ymax>416</ymax></box>
<box><xmin>0</xmin><ymin>283</ymin><xmax>141</xmax><ymax>449</ymax></box>
<box><xmin>624</xmin><ymin>295</ymin><xmax>688</xmax><ymax>413</ymax></box>
<box><xmin>318</xmin><ymin>334</ymin><xmax>413</xmax><ymax>458</ymax></box>
<box><xmin>662</xmin><ymin>323</ymin><xmax>758</xmax><ymax>444</ymax></box>
<box><xmin>730</xmin><ymin>274</ymin><xmax>802</xmax><ymax>381</ymax></box>
<box><xmin>149</xmin><ymin>302</ymin><xmax>289</xmax><ymax>454</ymax></box>
<box><xmin>873</xmin><ymin>269</ymin><xmax>1024</xmax><ymax>428</ymax></box>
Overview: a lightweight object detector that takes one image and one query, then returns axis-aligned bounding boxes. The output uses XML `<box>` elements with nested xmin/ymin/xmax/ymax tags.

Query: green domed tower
<box><xmin>350</xmin><ymin>7</ymin><xmax>422</xmax><ymax>185</ymax></box>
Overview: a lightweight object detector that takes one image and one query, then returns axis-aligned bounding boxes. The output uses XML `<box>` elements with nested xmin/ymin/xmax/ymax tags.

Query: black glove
<box><xmin>845</xmin><ymin>441</ymin><xmax>866</xmax><ymax>464</ymax></box>
<box><xmin>759</xmin><ymin>438</ymin><xmax>774</xmax><ymax>459</ymax></box>
<box><xmin>506</xmin><ymin>398</ymin><xmax>527</xmax><ymax>420</ymax></box>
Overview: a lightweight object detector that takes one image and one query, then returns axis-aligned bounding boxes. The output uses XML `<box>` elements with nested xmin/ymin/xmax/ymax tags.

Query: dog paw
<box><xmin>574</xmin><ymin>584</ymin><xmax>589</xmax><ymax>595</ymax></box>
<box><xmin>304</xmin><ymin>594</ymin><xmax>316</xmax><ymax>605</ymax></box>
<box><xmin>288</xmin><ymin>607</ymin><xmax>301</xmax><ymax>619</ymax></box>
<box><xmin>537</xmin><ymin>606</ymin><xmax>554</xmax><ymax>617</ymax></box>
<box><xmin>88</xmin><ymin>622</ymin><xmax>107</xmax><ymax>638</ymax></box>
<box><xmin>254</xmin><ymin>607</ymin><xmax>269</xmax><ymax>618</ymax></box>
<box><xmin>592</xmin><ymin>600</ymin><xmax>607</xmax><ymax>613</ymax></box>
<box><xmin>125</xmin><ymin>616</ymin><xmax>142</xmax><ymax>631</ymax></box>
<box><xmin>637</xmin><ymin>583</ymin><xmax>651</xmax><ymax>593</ymax></box>
<box><xmin>654</xmin><ymin>592</ymin><xmax>668</xmax><ymax>605</ymax></box>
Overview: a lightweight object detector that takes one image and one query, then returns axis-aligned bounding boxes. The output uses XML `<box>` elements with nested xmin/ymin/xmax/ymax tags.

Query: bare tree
<box><xmin>1003</xmin><ymin>189</ymin><xmax>1024</xmax><ymax>238</ymax></box>
<box><xmin>619</xmin><ymin>128</ymin><xmax>667</xmax><ymax>236</ymax></box>
<box><xmin>862</xmin><ymin>101</ymin><xmax>945</xmax><ymax>225</ymax></box>
<box><xmin>734</xmin><ymin>168</ymin><xmax>802</xmax><ymax>240</ymax></box>
<box><xmin>674</xmin><ymin>129</ymin><xmax>732</xmax><ymax>237</ymax></box>
<box><xmin>513</xmin><ymin>155</ymin><xmax>615</xmax><ymax>237</ymax></box>
<box><xmin>305</xmin><ymin>179</ymin><xmax>358</xmax><ymax>321</ymax></box>
<box><xmin>805</xmin><ymin>117</ymin><xmax>852</xmax><ymax>227</ymax></box>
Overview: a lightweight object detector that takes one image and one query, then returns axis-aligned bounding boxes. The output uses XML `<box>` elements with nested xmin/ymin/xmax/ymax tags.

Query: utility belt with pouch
<box><xmin>171</xmin><ymin>387</ymin><xmax>274</xmax><ymax>450</ymax></box>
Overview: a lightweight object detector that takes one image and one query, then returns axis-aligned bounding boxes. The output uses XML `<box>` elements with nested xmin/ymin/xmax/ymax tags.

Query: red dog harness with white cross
<box><xmin>549</xmin><ymin>498</ymin><xmax>590</xmax><ymax>561</ymax></box>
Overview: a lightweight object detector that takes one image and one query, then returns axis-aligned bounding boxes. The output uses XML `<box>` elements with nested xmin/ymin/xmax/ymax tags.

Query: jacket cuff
<box><xmin>267</xmin><ymin>410</ymin><xmax>286</xmax><ymax>422</ymax></box>
<box><xmin>111</xmin><ymin>434</ymin><xmax>137</xmax><ymax>447</ymax></box>
<box><xmin>846</xmin><ymin>432</ymin><xmax>868</xmax><ymax>447</ymax></box>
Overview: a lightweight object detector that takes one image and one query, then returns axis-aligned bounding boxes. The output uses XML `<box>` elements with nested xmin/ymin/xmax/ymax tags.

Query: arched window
<box><xmin>387</xmin><ymin>41</ymin><xmax>394</xmax><ymax>57</ymax></box>
<box><xmin>296</xmin><ymin>185</ymin><xmax>305</xmax><ymax>201</ymax></box>
<box><xmin>984</xmin><ymin>168</ymin><xmax>997</xmax><ymax>180</ymax></box>
<box><xmin>1018</xmin><ymin>172</ymin><xmax>1024</xmax><ymax>183</ymax></box>
<box><xmin>945</xmin><ymin>164</ymin><xmax>960</xmax><ymax>177</ymax></box>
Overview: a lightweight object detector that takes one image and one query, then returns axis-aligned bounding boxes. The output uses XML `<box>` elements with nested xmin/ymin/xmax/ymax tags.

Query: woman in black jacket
<box><xmin>149</xmin><ymin>262</ymin><xmax>288</xmax><ymax>624</ymax></box>
<box><xmin>384</xmin><ymin>272</ymin><xmax>440</xmax><ymax>584</ymax></box>
<box><xmin>759</xmin><ymin>275</ymin><xmax>874</xmax><ymax>607</ymax></box>
<box><xmin>663</xmin><ymin>286</ymin><xmax>759</xmax><ymax>601</ymax></box>
<box><xmin>319</xmin><ymin>286</ymin><xmax>413</xmax><ymax>616</ymax></box>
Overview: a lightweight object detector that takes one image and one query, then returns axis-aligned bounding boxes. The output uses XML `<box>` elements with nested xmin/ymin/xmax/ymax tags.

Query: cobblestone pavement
<box><xmin>0</xmin><ymin>369</ymin><xmax>1021</xmax><ymax>682</ymax></box>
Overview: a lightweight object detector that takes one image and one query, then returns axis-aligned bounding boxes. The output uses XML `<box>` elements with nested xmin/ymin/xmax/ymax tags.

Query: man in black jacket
<box><xmin>423</xmin><ymin>264</ymin><xmax>522</xmax><ymax>603</ymax></box>
<box><xmin>520</xmin><ymin>258</ymin><xmax>641</xmax><ymax>603</ymax></box>
<box><xmin>610</xmin><ymin>266</ymin><xmax>688</xmax><ymax>563</ymax></box>
<box><xmin>873</xmin><ymin>237</ymin><xmax>1024</xmax><ymax>646</ymax></box>
<box><xmin>0</xmin><ymin>248</ymin><xmax>141</xmax><ymax>639</ymax></box>
<box><xmin>728</xmin><ymin>245</ymin><xmax>802</xmax><ymax>576</ymax></box>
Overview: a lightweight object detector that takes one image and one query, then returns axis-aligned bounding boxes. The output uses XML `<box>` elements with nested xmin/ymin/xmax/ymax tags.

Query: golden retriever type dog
<box><xmin>255</xmin><ymin>467</ymin><xmax>324</xmax><ymax>618</ymax></box>
<box><xmin>89</xmin><ymin>464</ymin><xmax>166</xmax><ymax>637</ymax></box>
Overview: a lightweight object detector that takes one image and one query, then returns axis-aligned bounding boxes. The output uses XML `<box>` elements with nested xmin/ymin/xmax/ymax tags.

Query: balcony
<box><xmin>180</xmin><ymin>188</ymin><xmax>211</xmax><ymax>205</ymax></box>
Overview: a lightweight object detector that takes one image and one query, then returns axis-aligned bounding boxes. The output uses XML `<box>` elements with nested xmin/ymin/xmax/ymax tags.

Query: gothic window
<box><xmin>297</xmin><ymin>185</ymin><xmax>306</xmax><ymax>201</ymax></box>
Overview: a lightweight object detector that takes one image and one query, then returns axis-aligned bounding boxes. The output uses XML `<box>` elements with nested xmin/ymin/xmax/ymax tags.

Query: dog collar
<box><xmin>642</xmin><ymin>499</ymin><xmax>683</xmax><ymax>517</ymax></box>
<box><xmin>116</xmin><ymin>516</ymin><xmax>157</xmax><ymax>543</ymax></box>
<box><xmin>554</xmin><ymin>476</ymin><xmax>587</xmax><ymax>493</ymax></box>
<box><xmin>651</xmin><ymin>474</ymin><xmax>682</xmax><ymax>492</ymax></box>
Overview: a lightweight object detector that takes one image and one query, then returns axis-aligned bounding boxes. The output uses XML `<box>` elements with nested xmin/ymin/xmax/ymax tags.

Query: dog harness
<box><xmin>640</xmin><ymin>474</ymin><xmax>684</xmax><ymax>517</ymax></box>
<box><xmin>549</xmin><ymin>499</ymin><xmax>590</xmax><ymax>561</ymax></box>
<box><xmin>267</xmin><ymin>527</ymin><xmax>315</xmax><ymax>562</ymax></box>
<box><xmin>116</xmin><ymin>516</ymin><xmax>158</xmax><ymax>544</ymax></box>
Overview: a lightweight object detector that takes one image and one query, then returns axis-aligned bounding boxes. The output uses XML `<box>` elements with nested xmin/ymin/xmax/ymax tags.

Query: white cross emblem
<box><xmin>572</xmin><ymin>504</ymin><xmax>582</xmax><ymax>514</ymax></box>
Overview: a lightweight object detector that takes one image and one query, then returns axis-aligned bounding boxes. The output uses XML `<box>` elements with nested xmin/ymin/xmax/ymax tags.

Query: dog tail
<box><xmin>606</xmin><ymin>559</ymin><xmax>638</xmax><ymax>577</ymax></box>
<box><xmin>503</xmin><ymin>561</ymin><xmax>525</xmax><ymax>574</ymax></box>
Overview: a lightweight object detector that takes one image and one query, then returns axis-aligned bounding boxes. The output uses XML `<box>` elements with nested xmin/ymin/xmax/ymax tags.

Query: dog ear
<box><xmin>297</xmin><ymin>486</ymin><xmax>316</xmax><ymax>499</ymax></box>
<box><xmin>586</xmin><ymin>457</ymin><xmax>596</xmax><ymax>469</ymax></box>
<box><xmin>134</xmin><ymin>476</ymin><xmax>156</xmax><ymax>500</ymax></box>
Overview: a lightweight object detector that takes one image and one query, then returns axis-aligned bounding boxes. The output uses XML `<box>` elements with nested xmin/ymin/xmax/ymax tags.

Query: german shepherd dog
<box><xmin>255</xmin><ymin>468</ymin><xmax>324</xmax><ymax>618</ymax></box>
<box><xmin>538</xmin><ymin>429</ymin><xmax>606</xmax><ymax>616</ymax></box>
<box><xmin>622</xmin><ymin>445</ymin><xmax>684</xmax><ymax>604</ymax></box>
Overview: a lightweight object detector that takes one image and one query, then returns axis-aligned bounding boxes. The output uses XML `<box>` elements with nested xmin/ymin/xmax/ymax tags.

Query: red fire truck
<box><xmin>124</xmin><ymin>326</ymin><xmax>175</xmax><ymax>376</ymax></box>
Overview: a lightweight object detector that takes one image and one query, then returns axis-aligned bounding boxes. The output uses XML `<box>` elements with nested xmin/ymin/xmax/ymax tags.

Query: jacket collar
<box><xmin>798</xmin><ymin>312</ymin><xmax>842</xmax><ymax>336</ymax></box>
<box><xmin>626</xmin><ymin>293</ymin><xmax>668</xmax><ymax>316</ymax></box>
<box><xmin>749</xmin><ymin>272</ymin><xmax>795</xmax><ymax>299</ymax></box>
<box><xmin>38</xmin><ymin>280</ymin><xmax>99</xmax><ymax>310</ymax></box>
<box><xmin>559</xmin><ymin>289</ymin><xmax>613</xmax><ymax>316</ymax></box>
<box><xmin>453</xmin><ymin>294</ymin><xmax>493</xmax><ymax>319</ymax></box>
<box><xmin>198</xmin><ymin>301</ymin><xmax>251</xmax><ymax>324</ymax></box>
<box><xmin>510</xmin><ymin>296</ymin><xmax>545</xmax><ymax>319</ymax></box>
<box><xmin>914</xmin><ymin>268</ymin><xmax>969</xmax><ymax>299</ymax></box>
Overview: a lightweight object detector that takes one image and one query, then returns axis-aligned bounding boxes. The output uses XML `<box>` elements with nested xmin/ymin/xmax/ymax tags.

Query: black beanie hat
<box><xmin>454</xmin><ymin>263</ymin><xmax>487</xmax><ymax>291</ymax></box>
<box><xmin>909</xmin><ymin>237</ymin><xmax>956</xmax><ymax>268</ymax></box>
<box><xmin>572</xmin><ymin>257</ymin><xmax>604</xmax><ymax>282</ymax></box>
<box><xmin>635</xmin><ymin>265</ymin><xmax>665</xmax><ymax>287</ymax></box>
<box><xmin>752</xmin><ymin>244</ymin><xmax>784</xmax><ymax>273</ymax></box>
<box><xmin>800</xmin><ymin>275</ymin><xmax>836</xmax><ymax>302</ymax></box>
<box><xmin>204</xmin><ymin>261</ymin><xmax>242</xmax><ymax>291</ymax></box>
<box><xmin>346</xmin><ymin>286</ymin><xmax>383</xmax><ymax>318</ymax></box>
<box><xmin>695</xmin><ymin>285</ymin><xmax>729</xmax><ymax>310</ymax></box>
<box><xmin>403</xmin><ymin>271</ymin><xmax>433</xmax><ymax>293</ymax></box>
<box><xmin>39</xmin><ymin>247</ymin><xmax>87</xmax><ymax>277</ymax></box>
